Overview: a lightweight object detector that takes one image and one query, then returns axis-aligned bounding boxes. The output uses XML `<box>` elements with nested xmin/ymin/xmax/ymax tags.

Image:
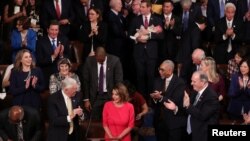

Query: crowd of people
<box><xmin>0</xmin><ymin>0</ymin><xmax>250</xmax><ymax>141</ymax></box>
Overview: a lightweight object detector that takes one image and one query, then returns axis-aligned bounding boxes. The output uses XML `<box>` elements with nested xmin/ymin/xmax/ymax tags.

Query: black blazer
<box><xmin>0</xmin><ymin>106</ymin><xmax>41</xmax><ymax>141</ymax></box>
<box><xmin>47</xmin><ymin>91</ymin><xmax>82</xmax><ymax>141</ymax></box>
<box><xmin>153</xmin><ymin>75</ymin><xmax>187</xmax><ymax>129</ymax></box>
<box><xmin>128</xmin><ymin>14</ymin><xmax>164</xmax><ymax>59</ymax></box>
<box><xmin>214</xmin><ymin>17</ymin><xmax>243</xmax><ymax>63</ymax></box>
<box><xmin>80</xmin><ymin>21</ymin><xmax>107</xmax><ymax>62</ymax></box>
<box><xmin>40</xmin><ymin>0</ymin><xmax>75</xmax><ymax>35</ymax></box>
<box><xmin>187</xmin><ymin>86</ymin><xmax>220</xmax><ymax>141</ymax></box>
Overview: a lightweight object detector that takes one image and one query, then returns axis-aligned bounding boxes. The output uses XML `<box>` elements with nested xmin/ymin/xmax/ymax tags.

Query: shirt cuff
<box><xmin>231</xmin><ymin>34</ymin><xmax>236</xmax><ymax>40</ymax></box>
<box><xmin>67</xmin><ymin>115</ymin><xmax>71</xmax><ymax>122</ymax></box>
<box><xmin>223</xmin><ymin>34</ymin><xmax>227</xmax><ymax>40</ymax></box>
<box><xmin>174</xmin><ymin>106</ymin><xmax>178</xmax><ymax>115</ymax></box>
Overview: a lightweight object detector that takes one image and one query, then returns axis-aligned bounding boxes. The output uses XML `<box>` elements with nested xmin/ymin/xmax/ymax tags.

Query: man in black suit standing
<box><xmin>0</xmin><ymin>106</ymin><xmax>41</xmax><ymax>141</ymax></box>
<box><xmin>160</xmin><ymin>0</ymin><xmax>181</xmax><ymax>62</ymax></box>
<box><xmin>47</xmin><ymin>77</ymin><xmax>84</xmax><ymax>141</ymax></box>
<box><xmin>128</xmin><ymin>0</ymin><xmax>164</xmax><ymax>101</ymax></box>
<box><xmin>36</xmin><ymin>20</ymin><xmax>71</xmax><ymax>87</ymax></box>
<box><xmin>40</xmin><ymin>0</ymin><xmax>74</xmax><ymax>36</ymax></box>
<box><xmin>82</xmin><ymin>47</ymin><xmax>123</xmax><ymax>120</ymax></box>
<box><xmin>183</xmin><ymin>71</ymin><xmax>220</xmax><ymax>141</ymax></box>
<box><xmin>151</xmin><ymin>60</ymin><xmax>187</xmax><ymax>141</ymax></box>
<box><xmin>214</xmin><ymin>2</ymin><xmax>243</xmax><ymax>64</ymax></box>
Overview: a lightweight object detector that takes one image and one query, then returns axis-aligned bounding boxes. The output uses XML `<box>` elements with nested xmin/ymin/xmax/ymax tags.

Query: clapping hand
<box><xmin>164</xmin><ymin>99</ymin><xmax>177</xmax><ymax>111</ymax></box>
<box><xmin>73</xmin><ymin>106</ymin><xmax>83</xmax><ymax>116</ymax></box>
<box><xmin>183</xmin><ymin>91</ymin><xmax>190</xmax><ymax>108</ymax></box>
<box><xmin>31</xmin><ymin>76</ymin><xmax>38</xmax><ymax>88</ymax></box>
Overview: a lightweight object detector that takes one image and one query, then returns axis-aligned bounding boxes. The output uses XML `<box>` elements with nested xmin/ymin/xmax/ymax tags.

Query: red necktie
<box><xmin>55</xmin><ymin>0</ymin><xmax>61</xmax><ymax>19</ymax></box>
<box><xmin>144</xmin><ymin>16</ymin><xmax>149</xmax><ymax>29</ymax></box>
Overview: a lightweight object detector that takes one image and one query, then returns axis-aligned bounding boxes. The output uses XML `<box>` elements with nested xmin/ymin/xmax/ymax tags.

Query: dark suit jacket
<box><xmin>35</xmin><ymin>34</ymin><xmax>70</xmax><ymax>87</ymax></box>
<box><xmin>214</xmin><ymin>17</ymin><xmax>243</xmax><ymax>64</ymax></box>
<box><xmin>0</xmin><ymin>106</ymin><xmax>41</xmax><ymax>141</ymax></box>
<box><xmin>160</xmin><ymin>14</ymin><xmax>181</xmax><ymax>61</ymax></box>
<box><xmin>40</xmin><ymin>0</ymin><xmax>74</xmax><ymax>35</ymax></box>
<box><xmin>187</xmin><ymin>86</ymin><xmax>220</xmax><ymax>141</ymax></box>
<box><xmin>80</xmin><ymin>21</ymin><xmax>107</xmax><ymax>62</ymax></box>
<box><xmin>128</xmin><ymin>14</ymin><xmax>164</xmax><ymax>59</ymax></box>
<box><xmin>106</xmin><ymin>10</ymin><xmax>127</xmax><ymax>58</ymax></box>
<box><xmin>82</xmin><ymin>54</ymin><xmax>123</xmax><ymax>105</ymax></box>
<box><xmin>207</xmin><ymin>0</ymin><xmax>237</xmax><ymax>27</ymax></box>
<box><xmin>47</xmin><ymin>91</ymin><xmax>82</xmax><ymax>141</ymax></box>
<box><xmin>153</xmin><ymin>75</ymin><xmax>187</xmax><ymax>130</ymax></box>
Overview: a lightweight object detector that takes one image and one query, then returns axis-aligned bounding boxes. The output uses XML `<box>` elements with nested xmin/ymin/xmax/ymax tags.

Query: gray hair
<box><xmin>109</xmin><ymin>0</ymin><xmax>121</xmax><ymax>8</ymax></box>
<box><xmin>61</xmin><ymin>77</ymin><xmax>77</xmax><ymax>89</ymax></box>
<box><xmin>162</xmin><ymin>60</ymin><xmax>175</xmax><ymax>71</ymax></box>
<box><xmin>192</xmin><ymin>48</ymin><xmax>205</xmax><ymax>60</ymax></box>
<box><xmin>194</xmin><ymin>71</ymin><xmax>208</xmax><ymax>83</ymax></box>
<box><xmin>225</xmin><ymin>2</ymin><xmax>236</xmax><ymax>11</ymax></box>
<box><xmin>181</xmin><ymin>0</ymin><xmax>192</xmax><ymax>6</ymax></box>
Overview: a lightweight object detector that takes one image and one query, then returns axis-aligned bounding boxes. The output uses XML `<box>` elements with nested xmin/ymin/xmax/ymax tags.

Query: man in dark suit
<box><xmin>207</xmin><ymin>0</ymin><xmax>236</xmax><ymax>41</ymax></box>
<box><xmin>214</xmin><ymin>2</ymin><xmax>243</xmax><ymax>64</ymax></box>
<box><xmin>183</xmin><ymin>71</ymin><xmax>220</xmax><ymax>141</ymax></box>
<box><xmin>47</xmin><ymin>77</ymin><xmax>84</xmax><ymax>141</ymax></box>
<box><xmin>82</xmin><ymin>47</ymin><xmax>123</xmax><ymax>120</ymax></box>
<box><xmin>0</xmin><ymin>106</ymin><xmax>41</xmax><ymax>141</ymax></box>
<box><xmin>36</xmin><ymin>20</ymin><xmax>71</xmax><ymax>87</ymax></box>
<box><xmin>160</xmin><ymin>0</ymin><xmax>181</xmax><ymax>62</ymax></box>
<box><xmin>151</xmin><ymin>60</ymin><xmax>187</xmax><ymax>141</ymax></box>
<box><xmin>40</xmin><ymin>0</ymin><xmax>75</xmax><ymax>36</ymax></box>
<box><xmin>128</xmin><ymin>0</ymin><xmax>164</xmax><ymax>100</ymax></box>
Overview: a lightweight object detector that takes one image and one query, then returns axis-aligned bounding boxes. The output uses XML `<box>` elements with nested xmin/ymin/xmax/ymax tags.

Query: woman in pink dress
<box><xmin>103</xmin><ymin>83</ymin><xmax>134</xmax><ymax>141</ymax></box>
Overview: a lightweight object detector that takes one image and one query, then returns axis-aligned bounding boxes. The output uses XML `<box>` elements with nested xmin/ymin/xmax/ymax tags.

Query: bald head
<box><xmin>8</xmin><ymin>106</ymin><xmax>24</xmax><ymax>124</ymax></box>
<box><xmin>95</xmin><ymin>47</ymin><xmax>107</xmax><ymax>63</ymax></box>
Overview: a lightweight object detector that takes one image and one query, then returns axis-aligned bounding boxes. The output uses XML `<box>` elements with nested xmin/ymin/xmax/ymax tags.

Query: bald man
<box><xmin>0</xmin><ymin>106</ymin><xmax>41</xmax><ymax>141</ymax></box>
<box><xmin>82</xmin><ymin>47</ymin><xmax>123</xmax><ymax>120</ymax></box>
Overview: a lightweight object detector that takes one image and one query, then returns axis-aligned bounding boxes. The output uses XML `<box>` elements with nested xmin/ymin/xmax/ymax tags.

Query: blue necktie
<box><xmin>187</xmin><ymin>93</ymin><xmax>201</xmax><ymax>134</ymax></box>
<box><xmin>52</xmin><ymin>39</ymin><xmax>56</xmax><ymax>50</ymax></box>
<box><xmin>98</xmin><ymin>64</ymin><xmax>104</xmax><ymax>94</ymax></box>
<box><xmin>183</xmin><ymin>11</ymin><xmax>188</xmax><ymax>31</ymax></box>
<box><xmin>220</xmin><ymin>0</ymin><xmax>225</xmax><ymax>18</ymax></box>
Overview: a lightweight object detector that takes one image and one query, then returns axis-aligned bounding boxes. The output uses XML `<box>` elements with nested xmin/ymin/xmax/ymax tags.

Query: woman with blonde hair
<box><xmin>103</xmin><ymin>83</ymin><xmax>134</xmax><ymax>141</ymax></box>
<box><xmin>9</xmin><ymin>49</ymin><xmax>45</xmax><ymax>110</ymax></box>
<box><xmin>199</xmin><ymin>57</ymin><xmax>226</xmax><ymax>101</ymax></box>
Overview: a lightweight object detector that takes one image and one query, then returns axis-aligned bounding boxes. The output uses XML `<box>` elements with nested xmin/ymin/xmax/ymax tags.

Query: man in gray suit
<box><xmin>82</xmin><ymin>47</ymin><xmax>123</xmax><ymax>120</ymax></box>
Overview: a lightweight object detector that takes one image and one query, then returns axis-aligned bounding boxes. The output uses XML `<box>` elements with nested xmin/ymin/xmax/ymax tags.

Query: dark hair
<box><xmin>236</xmin><ymin>46</ymin><xmax>248</xmax><ymax>58</ymax></box>
<box><xmin>123</xmin><ymin>80</ymin><xmax>136</xmax><ymax>95</ymax></box>
<box><xmin>141</xmin><ymin>0</ymin><xmax>152</xmax><ymax>7</ymax></box>
<box><xmin>49</xmin><ymin>20</ymin><xmax>60</xmax><ymax>28</ymax></box>
<box><xmin>16</xmin><ymin>16</ymin><xmax>30</xmax><ymax>29</ymax></box>
<box><xmin>163</xmin><ymin>0</ymin><xmax>174</xmax><ymax>6</ymax></box>
<box><xmin>57</xmin><ymin>58</ymin><xmax>72</xmax><ymax>71</ymax></box>
<box><xmin>113</xmin><ymin>82</ymin><xmax>129</xmax><ymax>102</ymax></box>
<box><xmin>239</xmin><ymin>57</ymin><xmax>250</xmax><ymax>77</ymax></box>
<box><xmin>88</xmin><ymin>8</ymin><xmax>103</xmax><ymax>22</ymax></box>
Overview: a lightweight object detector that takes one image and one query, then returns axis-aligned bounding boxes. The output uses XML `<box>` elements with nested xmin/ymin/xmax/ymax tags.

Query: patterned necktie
<box><xmin>67</xmin><ymin>97</ymin><xmax>74</xmax><ymax>134</ymax></box>
<box><xmin>98</xmin><ymin>63</ymin><xmax>104</xmax><ymax>94</ymax></box>
<box><xmin>17</xmin><ymin>122</ymin><xmax>24</xmax><ymax>141</ymax></box>
<box><xmin>52</xmin><ymin>39</ymin><xmax>56</xmax><ymax>50</ymax></box>
<box><xmin>55</xmin><ymin>0</ymin><xmax>61</xmax><ymax>19</ymax></box>
<box><xmin>220</xmin><ymin>0</ymin><xmax>225</xmax><ymax>18</ymax></box>
<box><xmin>144</xmin><ymin>16</ymin><xmax>149</xmax><ymax>29</ymax></box>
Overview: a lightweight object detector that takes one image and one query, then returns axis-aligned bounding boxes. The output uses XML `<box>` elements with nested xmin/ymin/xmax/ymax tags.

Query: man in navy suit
<box><xmin>128</xmin><ymin>0</ymin><xmax>164</xmax><ymax>101</ymax></box>
<box><xmin>47</xmin><ymin>77</ymin><xmax>84</xmax><ymax>141</ymax></box>
<box><xmin>151</xmin><ymin>60</ymin><xmax>187</xmax><ymax>141</ymax></box>
<box><xmin>183</xmin><ymin>71</ymin><xmax>219</xmax><ymax>141</ymax></box>
<box><xmin>36</xmin><ymin>20</ymin><xmax>71</xmax><ymax>87</ymax></box>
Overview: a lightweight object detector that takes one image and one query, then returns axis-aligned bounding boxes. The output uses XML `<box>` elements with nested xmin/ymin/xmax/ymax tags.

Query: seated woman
<box><xmin>103</xmin><ymin>83</ymin><xmax>134</xmax><ymax>141</ymax></box>
<box><xmin>11</xmin><ymin>16</ymin><xmax>37</xmax><ymax>61</ymax></box>
<box><xmin>9</xmin><ymin>49</ymin><xmax>45</xmax><ymax>111</ymax></box>
<box><xmin>49</xmin><ymin>58</ymin><xmax>81</xmax><ymax>94</ymax></box>
<box><xmin>228</xmin><ymin>58</ymin><xmax>250</xmax><ymax>120</ymax></box>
